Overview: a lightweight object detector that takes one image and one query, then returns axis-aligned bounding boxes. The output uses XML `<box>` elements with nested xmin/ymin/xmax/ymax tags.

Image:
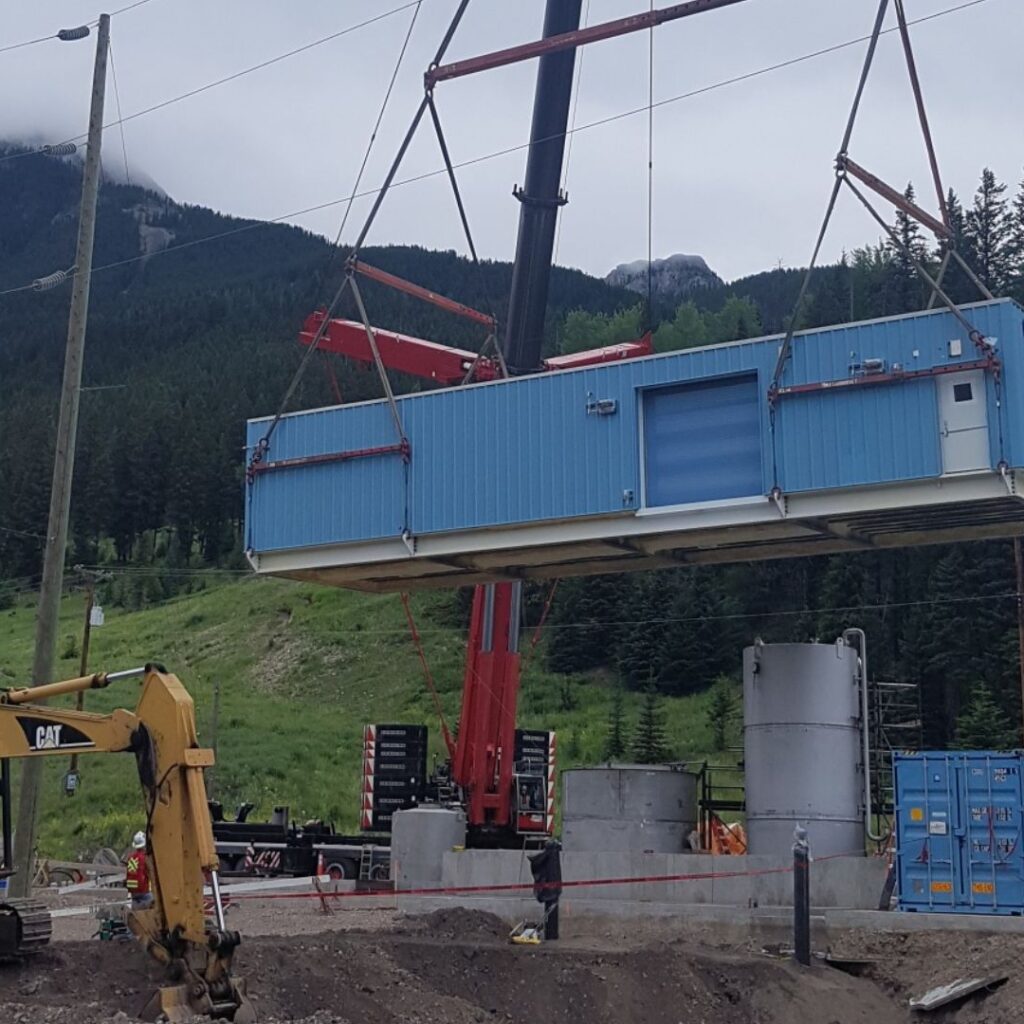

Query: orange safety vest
<box><xmin>126</xmin><ymin>850</ymin><xmax>150</xmax><ymax>894</ymax></box>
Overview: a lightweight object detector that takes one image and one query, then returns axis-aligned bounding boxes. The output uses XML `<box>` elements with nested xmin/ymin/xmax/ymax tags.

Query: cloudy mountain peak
<box><xmin>605</xmin><ymin>252</ymin><xmax>723</xmax><ymax>300</ymax></box>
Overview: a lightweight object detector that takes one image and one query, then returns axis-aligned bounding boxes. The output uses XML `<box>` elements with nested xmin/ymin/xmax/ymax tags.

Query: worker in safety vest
<box><xmin>125</xmin><ymin>831</ymin><xmax>154</xmax><ymax>909</ymax></box>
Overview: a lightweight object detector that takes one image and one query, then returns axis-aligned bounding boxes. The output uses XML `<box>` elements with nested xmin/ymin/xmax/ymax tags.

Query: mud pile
<box><xmin>0</xmin><ymin>910</ymin><xmax>1016</xmax><ymax>1023</ymax></box>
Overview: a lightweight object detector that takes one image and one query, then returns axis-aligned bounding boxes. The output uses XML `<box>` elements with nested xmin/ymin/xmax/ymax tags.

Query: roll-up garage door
<box><xmin>643</xmin><ymin>374</ymin><xmax>762</xmax><ymax>507</ymax></box>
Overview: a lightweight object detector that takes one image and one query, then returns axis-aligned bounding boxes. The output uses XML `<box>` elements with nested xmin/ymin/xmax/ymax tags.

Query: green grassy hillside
<box><xmin>0</xmin><ymin>578</ymin><xmax>736</xmax><ymax>858</ymax></box>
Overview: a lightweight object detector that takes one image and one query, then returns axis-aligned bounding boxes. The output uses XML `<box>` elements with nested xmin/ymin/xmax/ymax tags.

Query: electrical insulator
<box><xmin>42</xmin><ymin>142</ymin><xmax>77</xmax><ymax>157</ymax></box>
<box><xmin>31</xmin><ymin>266</ymin><xmax>75</xmax><ymax>292</ymax></box>
<box><xmin>57</xmin><ymin>25</ymin><xmax>91</xmax><ymax>41</ymax></box>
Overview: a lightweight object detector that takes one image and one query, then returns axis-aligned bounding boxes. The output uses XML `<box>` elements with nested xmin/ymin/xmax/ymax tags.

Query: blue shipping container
<box><xmin>894</xmin><ymin>751</ymin><xmax>1024</xmax><ymax>915</ymax></box>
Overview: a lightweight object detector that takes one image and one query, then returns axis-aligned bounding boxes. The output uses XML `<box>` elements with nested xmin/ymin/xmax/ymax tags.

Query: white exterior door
<box><xmin>937</xmin><ymin>370</ymin><xmax>989</xmax><ymax>473</ymax></box>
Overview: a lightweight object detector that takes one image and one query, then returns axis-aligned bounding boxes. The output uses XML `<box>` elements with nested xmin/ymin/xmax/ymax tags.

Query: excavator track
<box><xmin>0</xmin><ymin>899</ymin><xmax>53</xmax><ymax>957</ymax></box>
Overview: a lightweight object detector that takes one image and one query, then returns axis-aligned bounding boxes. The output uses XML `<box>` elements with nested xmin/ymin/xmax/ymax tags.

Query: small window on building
<box><xmin>953</xmin><ymin>382</ymin><xmax>973</xmax><ymax>403</ymax></box>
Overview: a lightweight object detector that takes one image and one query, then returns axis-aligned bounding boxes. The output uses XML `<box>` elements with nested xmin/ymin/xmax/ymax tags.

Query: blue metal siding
<box><xmin>404</xmin><ymin>368</ymin><xmax>637</xmax><ymax>534</ymax></box>
<box><xmin>245</xmin><ymin>299</ymin><xmax>1024</xmax><ymax>554</ymax></box>
<box><xmin>245</xmin><ymin>402</ymin><xmax>407</xmax><ymax>549</ymax></box>
<box><xmin>643</xmin><ymin>375</ymin><xmax>762</xmax><ymax>506</ymax></box>
<box><xmin>895</xmin><ymin>751</ymin><xmax>1024</xmax><ymax>915</ymax></box>
<box><xmin>776</xmin><ymin>379</ymin><xmax>941</xmax><ymax>492</ymax></box>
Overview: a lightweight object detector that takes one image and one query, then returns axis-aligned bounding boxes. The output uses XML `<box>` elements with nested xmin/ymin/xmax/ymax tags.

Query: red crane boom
<box><xmin>299</xmin><ymin>312</ymin><xmax>651</xmax><ymax>838</ymax></box>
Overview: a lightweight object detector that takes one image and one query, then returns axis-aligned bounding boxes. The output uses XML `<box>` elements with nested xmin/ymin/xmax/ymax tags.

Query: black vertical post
<box><xmin>793</xmin><ymin>825</ymin><xmax>811</xmax><ymax>966</ymax></box>
<box><xmin>1</xmin><ymin>759</ymin><xmax>12</xmax><ymax>874</ymax></box>
<box><xmin>502</xmin><ymin>0</ymin><xmax>583</xmax><ymax>375</ymax></box>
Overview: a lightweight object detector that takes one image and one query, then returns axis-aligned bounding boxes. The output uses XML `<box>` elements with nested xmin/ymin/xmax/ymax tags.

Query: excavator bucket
<box><xmin>138</xmin><ymin>977</ymin><xmax>255</xmax><ymax>1023</ymax></box>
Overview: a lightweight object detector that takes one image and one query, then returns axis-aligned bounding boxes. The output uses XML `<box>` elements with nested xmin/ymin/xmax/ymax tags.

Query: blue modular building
<box><xmin>245</xmin><ymin>299</ymin><xmax>1024</xmax><ymax>590</ymax></box>
<box><xmin>894</xmin><ymin>751</ymin><xmax>1024</xmax><ymax>915</ymax></box>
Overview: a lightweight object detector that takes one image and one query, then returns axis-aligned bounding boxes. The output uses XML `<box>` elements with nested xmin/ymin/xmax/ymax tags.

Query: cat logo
<box><xmin>17</xmin><ymin>717</ymin><xmax>94</xmax><ymax>752</ymax></box>
<box><xmin>36</xmin><ymin>725</ymin><xmax>64</xmax><ymax>749</ymax></box>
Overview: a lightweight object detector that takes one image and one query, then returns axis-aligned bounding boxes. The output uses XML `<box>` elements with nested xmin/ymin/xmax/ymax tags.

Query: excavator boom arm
<box><xmin>0</xmin><ymin>664</ymin><xmax>252</xmax><ymax>1022</ymax></box>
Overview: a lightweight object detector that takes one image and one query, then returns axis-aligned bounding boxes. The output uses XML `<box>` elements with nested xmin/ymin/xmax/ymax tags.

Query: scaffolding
<box><xmin>869</xmin><ymin>678</ymin><xmax>923</xmax><ymax>830</ymax></box>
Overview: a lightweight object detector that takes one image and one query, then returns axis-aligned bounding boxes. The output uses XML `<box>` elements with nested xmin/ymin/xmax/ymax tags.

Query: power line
<box><xmin>0</xmin><ymin>525</ymin><xmax>46</xmax><ymax>541</ymax></box>
<box><xmin>0</xmin><ymin>574</ymin><xmax>1011</xmax><ymax>634</ymax></box>
<box><xmin>108</xmin><ymin>0</ymin><xmax>159</xmax><ymax>15</ymax></box>
<box><xmin>329</xmin><ymin>1</ymin><xmax>423</xmax><ymax>252</ymax></box>
<box><xmin>0</xmin><ymin>32</ymin><xmax>55</xmax><ymax>56</ymax></box>
<box><xmin>553</xmin><ymin>0</ymin><xmax>591</xmax><ymax>267</ymax></box>
<box><xmin>0</xmin><ymin>0</ymin><xmax>161</xmax><ymax>56</ymax></box>
<box><xmin>0</xmin><ymin>0</ymin><xmax>995</xmax><ymax>298</ymax></box>
<box><xmin>0</xmin><ymin>0</ymin><xmax>428</xmax><ymax>167</ymax></box>
<box><xmin>8</xmin><ymin>0</ymin><xmax>990</xmax><ymax>169</ymax></box>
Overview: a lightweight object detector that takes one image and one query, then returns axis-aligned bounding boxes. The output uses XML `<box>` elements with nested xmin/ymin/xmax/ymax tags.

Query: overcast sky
<box><xmin>1</xmin><ymin>0</ymin><xmax>1020</xmax><ymax>283</ymax></box>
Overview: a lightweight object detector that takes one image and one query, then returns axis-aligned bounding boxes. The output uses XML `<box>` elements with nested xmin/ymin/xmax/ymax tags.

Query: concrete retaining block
<box><xmin>436</xmin><ymin>850</ymin><xmax>885</xmax><ymax>912</ymax></box>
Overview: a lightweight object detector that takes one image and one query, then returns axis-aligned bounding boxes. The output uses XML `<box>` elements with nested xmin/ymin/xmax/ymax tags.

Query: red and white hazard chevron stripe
<box><xmin>546</xmin><ymin>730</ymin><xmax>557</xmax><ymax>833</ymax></box>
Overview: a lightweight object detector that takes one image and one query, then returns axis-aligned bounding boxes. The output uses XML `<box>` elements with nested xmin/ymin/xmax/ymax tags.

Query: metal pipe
<box><xmin>209</xmin><ymin>869</ymin><xmax>227</xmax><ymax>931</ymax></box>
<box><xmin>843</xmin><ymin>628</ymin><xmax>888</xmax><ymax>843</ymax></box>
<box><xmin>103</xmin><ymin>666</ymin><xmax>147</xmax><ymax>683</ymax></box>
<box><xmin>792</xmin><ymin>825</ymin><xmax>810</xmax><ymax>966</ymax></box>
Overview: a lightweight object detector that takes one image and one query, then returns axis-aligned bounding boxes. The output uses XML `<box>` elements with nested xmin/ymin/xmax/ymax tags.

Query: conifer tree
<box><xmin>547</xmin><ymin>575</ymin><xmax>623</xmax><ymax>674</ymax></box>
<box><xmin>632</xmin><ymin>682</ymin><xmax>669</xmax><ymax>763</ymax></box>
<box><xmin>954</xmin><ymin>685</ymin><xmax>1019</xmax><ymax>750</ymax></box>
<box><xmin>935</xmin><ymin>188</ymin><xmax>976</xmax><ymax>303</ymax></box>
<box><xmin>805</xmin><ymin>255</ymin><xmax>852</xmax><ymax>328</ymax></box>
<box><xmin>889</xmin><ymin>183</ymin><xmax>929</xmax><ymax>313</ymax></box>
<box><xmin>604</xmin><ymin>683</ymin><xmax>629</xmax><ymax>760</ymax></box>
<box><xmin>1010</xmin><ymin>173</ymin><xmax>1024</xmax><ymax>301</ymax></box>
<box><xmin>965</xmin><ymin>168</ymin><xmax>1013</xmax><ymax>295</ymax></box>
<box><xmin>706</xmin><ymin>678</ymin><xmax>737</xmax><ymax>753</ymax></box>
<box><xmin>616</xmin><ymin>571</ymin><xmax>670</xmax><ymax>688</ymax></box>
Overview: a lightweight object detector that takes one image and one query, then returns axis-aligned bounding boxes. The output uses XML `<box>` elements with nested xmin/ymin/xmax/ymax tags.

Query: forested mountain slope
<box><xmin>3</xmin><ymin>145</ymin><xmax>1024</xmax><ymax>752</ymax></box>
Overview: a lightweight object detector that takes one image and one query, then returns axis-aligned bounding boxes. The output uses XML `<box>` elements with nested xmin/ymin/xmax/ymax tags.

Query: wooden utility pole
<box><xmin>65</xmin><ymin>569</ymin><xmax>109</xmax><ymax>791</ymax></box>
<box><xmin>207</xmin><ymin>676</ymin><xmax>222</xmax><ymax>799</ymax></box>
<box><xmin>9</xmin><ymin>15</ymin><xmax>109</xmax><ymax>898</ymax></box>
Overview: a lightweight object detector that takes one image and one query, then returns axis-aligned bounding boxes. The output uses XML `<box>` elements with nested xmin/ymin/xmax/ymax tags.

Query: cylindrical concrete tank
<box><xmin>563</xmin><ymin>764</ymin><xmax>698</xmax><ymax>853</ymax></box>
<box><xmin>743</xmin><ymin>641</ymin><xmax>864</xmax><ymax>858</ymax></box>
<box><xmin>391</xmin><ymin>805</ymin><xmax>466</xmax><ymax>890</ymax></box>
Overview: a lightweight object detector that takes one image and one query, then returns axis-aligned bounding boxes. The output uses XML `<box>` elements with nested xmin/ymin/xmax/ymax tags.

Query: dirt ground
<box><xmin>1</xmin><ymin>906</ymin><xmax>1020</xmax><ymax>1024</ymax></box>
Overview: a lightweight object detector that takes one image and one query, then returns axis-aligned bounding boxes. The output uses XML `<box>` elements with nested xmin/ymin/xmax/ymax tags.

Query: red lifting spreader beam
<box><xmin>426</xmin><ymin>0</ymin><xmax>750</xmax><ymax>87</ymax></box>
<box><xmin>301</xmin><ymin>312</ymin><xmax>500</xmax><ymax>385</ymax></box>
<box><xmin>300</xmin><ymin>312</ymin><xmax>654</xmax><ymax>385</ymax></box>
<box><xmin>352</xmin><ymin>259</ymin><xmax>496</xmax><ymax>329</ymax></box>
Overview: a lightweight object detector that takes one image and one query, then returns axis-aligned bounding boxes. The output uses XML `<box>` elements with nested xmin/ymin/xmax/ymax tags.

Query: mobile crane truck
<box><xmin>0</xmin><ymin>663</ymin><xmax>255</xmax><ymax>1023</ymax></box>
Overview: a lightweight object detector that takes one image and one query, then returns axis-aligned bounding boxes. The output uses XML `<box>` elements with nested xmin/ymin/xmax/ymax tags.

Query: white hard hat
<box><xmin>132</xmin><ymin>831</ymin><xmax>146</xmax><ymax>849</ymax></box>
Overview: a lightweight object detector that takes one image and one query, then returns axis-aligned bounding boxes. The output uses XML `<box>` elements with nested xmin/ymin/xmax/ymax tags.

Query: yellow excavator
<box><xmin>0</xmin><ymin>663</ymin><xmax>255</xmax><ymax>1022</ymax></box>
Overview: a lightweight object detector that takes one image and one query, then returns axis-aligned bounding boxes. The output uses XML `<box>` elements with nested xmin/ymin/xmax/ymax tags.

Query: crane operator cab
<box><xmin>515</xmin><ymin>772</ymin><xmax>547</xmax><ymax>835</ymax></box>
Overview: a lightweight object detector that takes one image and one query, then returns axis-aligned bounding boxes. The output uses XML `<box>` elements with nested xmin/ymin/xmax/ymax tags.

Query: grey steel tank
<box><xmin>562</xmin><ymin>764</ymin><xmax>698</xmax><ymax>853</ymax></box>
<box><xmin>390</xmin><ymin>805</ymin><xmax>466</xmax><ymax>890</ymax></box>
<box><xmin>743</xmin><ymin>641</ymin><xmax>864</xmax><ymax>858</ymax></box>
